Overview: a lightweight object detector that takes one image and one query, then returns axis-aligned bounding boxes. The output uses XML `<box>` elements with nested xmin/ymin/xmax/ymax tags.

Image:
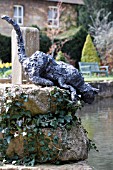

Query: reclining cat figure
<box><xmin>1</xmin><ymin>15</ymin><xmax>98</xmax><ymax>104</ymax></box>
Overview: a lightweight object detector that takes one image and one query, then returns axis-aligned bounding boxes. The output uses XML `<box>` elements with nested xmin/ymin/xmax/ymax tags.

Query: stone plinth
<box><xmin>0</xmin><ymin>84</ymin><xmax>89</xmax><ymax>166</ymax></box>
<box><xmin>12</xmin><ymin>27</ymin><xmax>39</xmax><ymax>85</ymax></box>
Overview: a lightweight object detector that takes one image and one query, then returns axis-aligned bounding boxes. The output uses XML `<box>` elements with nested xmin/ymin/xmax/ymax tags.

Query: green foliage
<box><xmin>88</xmin><ymin>139</ymin><xmax>99</xmax><ymax>152</ymax></box>
<box><xmin>40</xmin><ymin>31</ymin><xmax>52</xmax><ymax>53</ymax></box>
<box><xmin>0</xmin><ymin>86</ymin><xmax>97</xmax><ymax>166</ymax></box>
<box><xmin>77</xmin><ymin>3</ymin><xmax>92</xmax><ymax>30</ymax></box>
<box><xmin>81</xmin><ymin>34</ymin><xmax>100</xmax><ymax>63</ymax></box>
<box><xmin>32</xmin><ymin>25</ymin><xmax>51</xmax><ymax>53</ymax></box>
<box><xmin>0</xmin><ymin>34</ymin><xmax>11</xmax><ymax>62</ymax></box>
<box><xmin>56</xmin><ymin>51</ymin><xmax>66</xmax><ymax>62</ymax></box>
<box><xmin>59</xmin><ymin>26</ymin><xmax>87</xmax><ymax>67</ymax></box>
<box><xmin>3</xmin><ymin>69</ymin><xmax>12</xmax><ymax>78</ymax></box>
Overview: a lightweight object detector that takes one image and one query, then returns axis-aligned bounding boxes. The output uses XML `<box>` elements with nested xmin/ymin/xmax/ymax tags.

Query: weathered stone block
<box><xmin>6</xmin><ymin>124</ymin><xmax>88</xmax><ymax>163</ymax></box>
<box><xmin>0</xmin><ymin>85</ymin><xmax>89</xmax><ymax>165</ymax></box>
<box><xmin>23</xmin><ymin>85</ymin><xmax>57</xmax><ymax>115</ymax></box>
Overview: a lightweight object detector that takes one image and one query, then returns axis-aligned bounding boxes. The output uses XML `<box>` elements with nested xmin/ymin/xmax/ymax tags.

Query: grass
<box><xmin>84</xmin><ymin>74</ymin><xmax>113</xmax><ymax>82</ymax></box>
<box><xmin>55</xmin><ymin>26</ymin><xmax>79</xmax><ymax>40</ymax></box>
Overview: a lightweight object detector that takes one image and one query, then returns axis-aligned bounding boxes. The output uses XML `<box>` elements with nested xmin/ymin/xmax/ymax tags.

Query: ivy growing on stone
<box><xmin>0</xmin><ymin>86</ymin><xmax>98</xmax><ymax>166</ymax></box>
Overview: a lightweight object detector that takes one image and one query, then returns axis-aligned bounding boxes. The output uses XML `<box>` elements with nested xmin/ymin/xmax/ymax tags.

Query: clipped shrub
<box><xmin>56</xmin><ymin>26</ymin><xmax>87</xmax><ymax>67</ymax></box>
<box><xmin>56</xmin><ymin>51</ymin><xmax>66</xmax><ymax>62</ymax></box>
<box><xmin>40</xmin><ymin>31</ymin><xmax>52</xmax><ymax>53</ymax></box>
<box><xmin>81</xmin><ymin>34</ymin><xmax>100</xmax><ymax>63</ymax></box>
<box><xmin>0</xmin><ymin>34</ymin><xmax>11</xmax><ymax>62</ymax></box>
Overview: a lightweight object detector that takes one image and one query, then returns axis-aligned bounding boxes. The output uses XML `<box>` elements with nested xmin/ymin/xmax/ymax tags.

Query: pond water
<box><xmin>77</xmin><ymin>98</ymin><xmax>113</xmax><ymax>170</ymax></box>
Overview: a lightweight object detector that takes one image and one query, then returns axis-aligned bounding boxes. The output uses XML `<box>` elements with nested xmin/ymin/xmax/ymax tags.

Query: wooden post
<box><xmin>11</xmin><ymin>27</ymin><xmax>39</xmax><ymax>84</ymax></box>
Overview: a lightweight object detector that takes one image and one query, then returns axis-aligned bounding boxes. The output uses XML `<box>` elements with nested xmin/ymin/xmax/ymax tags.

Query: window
<box><xmin>13</xmin><ymin>5</ymin><xmax>24</xmax><ymax>25</ymax></box>
<box><xmin>48</xmin><ymin>6</ymin><xmax>59</xmax><ymax>28</ymax></box>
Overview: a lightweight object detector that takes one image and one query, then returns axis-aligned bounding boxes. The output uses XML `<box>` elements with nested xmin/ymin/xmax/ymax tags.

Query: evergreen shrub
<box><xmin>81</xmin><ymin>34</ymin><xmax>100</xmax><ymax>63</ymax></box>
<box><xmin>40</xmin><ymin>31</ymin><xmax>52</xmax><ymax>53</ymax></box>
<box><xmin>56</xmin><ymin>51</ymin><xmax>66</xmax><ymax>62</ymax></box>
<box><xmin>57</xmin><ymin>26</ymin><xmax>87</xmax><ymax>67</ymax></box>
<box><xmin>32</xmin><ymin>25</ymin><xmax>51</xmax><ymax>53</ymax></box>
<box><xmin>0</xmin><ymin>34</ymin><xmax>11</xmax><ymax>62</ymax></box>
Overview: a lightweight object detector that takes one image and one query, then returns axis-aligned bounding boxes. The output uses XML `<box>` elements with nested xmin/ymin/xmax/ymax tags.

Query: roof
<box><xmin>47</xmin><ymin>0</ymin><xmax>84</xmax><ymax>5</ymax></box>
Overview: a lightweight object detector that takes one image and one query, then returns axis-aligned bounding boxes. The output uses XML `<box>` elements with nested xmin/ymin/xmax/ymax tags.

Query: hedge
<box><xmin>55</xmin><ymin>26</ymin><xmax>87</xmax><ymax>68</ymax></box>
<box><xmin>0</xmin><ymin>34</ymin><xmax>11</xmax><ymax>62</ymax></box>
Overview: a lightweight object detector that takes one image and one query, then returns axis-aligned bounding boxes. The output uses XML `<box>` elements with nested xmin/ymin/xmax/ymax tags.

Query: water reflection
<box><xmin>77</xmin><ymin>98</ymin><xmax>113</xmax><ymax>170</ymax></box>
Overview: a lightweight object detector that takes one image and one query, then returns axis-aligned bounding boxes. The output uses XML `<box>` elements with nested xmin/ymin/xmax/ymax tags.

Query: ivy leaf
<box><xmin>48</xmin><ymin>132</ymin><xmax>51</xmax><ymax>137</ymax></box>
<box><xmin>28</xmin><ymin>133</ymin><xmax>32</xmax><ymax>137</ymax></box>
<box><xmin>50</xmin><ymin>120</ymin><xmax>57</xmax><ymax>128</ymax></box>
<box><xmin>24</xmin><ymin>97</ymin><xmax>28</xmax><ymax>103</ymax></box>
<box><xmin>33</xmin><ymin>128</ymin><xmax>37</xmax><ymax>133</ymax></box>
<box><xmin>41</xmin><ymin>122</ymin><xmax>46</xmax><ymax>127</ymax></box>
<box><xmin>65</xmin><ymin>115</ymin><xmax>72</xmax><ymax>123</ymax></box>
<box><xmin>11</xmin><ymin>114</ymin><xmax>22</xmax><ymax>119</ymax></box>
<box><xmin>59</xmin><ymin>110</ymin><xmax>65</xmax><ymax>116</ymax></box>
<box><xmin>15</xmin><ymin>101</ymin><xmax>22</xmax><ymax>107</ymax></box>
<box><xmin>41</xmin><ymin>146</ymin><xmax>46</xmax><ymax>151</ymax></box>
<box><xmin>50</xmin><ymin>91</ymin><xmax>55</xmax><ymax>95</ymax></box>
<box><xmin>6</xmin><ymin>136</ymin><xmax>11</xmax><ymax>144</ymax></box>
<box><xmin>58</xmin><ymin>118</ymin><xmax>64</xmax><ymax>123</ymax></box>
<box><xmin>36</xmin><ymin>119</ymin><xmax>39</xmax><ymax>126</ymax></box>
<box><xmin>40</xmin><ymin>141</ymin><xmax>45</xmax><ymax>145</ymax></box>
<box><xmin>21</xmin><ymin>94</ymin><xmax>29</xmax><ymax>102</ymax></box>
<box><xmin>57</xmin><ymin>98</ymin><xmax>63</xmax><ymax>102</ymax></box>
<box><xmin>28</xmin><ymin>147</ymin><xmax>35</xmax><ymax>152</ymax></box>
<box><xmin>53</xmin><ymin>136</ymin><xmax>59</xmax><ymax>144</ymax></box>
<box><xmin>66</xmin><ymin>124</ymin><xmax>72</xmax><ymax>130</ymax></box>
<box><xmin>27</xmin><ymin>158</ymin><xmax>35</xmax><ymax>166</ymax></box>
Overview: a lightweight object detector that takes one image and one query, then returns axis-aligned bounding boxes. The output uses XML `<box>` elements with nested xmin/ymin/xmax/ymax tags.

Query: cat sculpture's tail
<box><xmin>1</xmin><ymin>15</ymin><xmax>27</xmax><ymax>64</ymax></box>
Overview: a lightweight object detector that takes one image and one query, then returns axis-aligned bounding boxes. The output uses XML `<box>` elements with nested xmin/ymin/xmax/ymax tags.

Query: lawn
<box><xmin>84</xmin><ymin>75</ymin><xmax>113</xmax><ymax>82</ymax></box>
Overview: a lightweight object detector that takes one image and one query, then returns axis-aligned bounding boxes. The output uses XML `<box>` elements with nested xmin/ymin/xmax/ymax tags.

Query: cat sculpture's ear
<box><xmin>1</xmin><ymin>15</ymin><xmax>7</xmax><ymax>19</ymax></box>
<box><xmin>1</xmin><ymin>15</ymin><xmax>9</xmax><ymax>20</ymax></box>
<box><xmin>1</xmin><ymin>15</ymin><xmax>13</xmax><ymax>25</ymax></box>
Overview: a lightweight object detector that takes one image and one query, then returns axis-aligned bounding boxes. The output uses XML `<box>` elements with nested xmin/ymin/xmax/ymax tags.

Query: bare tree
<box><xmin>89</xmin><ymin>9</ymin><xmax>113</xmax><ymax>72</ymax></box>
<box><xmin>46</xmin><ymin>2</ymin><xmax>65</xmax><ymax>57</ymax></box>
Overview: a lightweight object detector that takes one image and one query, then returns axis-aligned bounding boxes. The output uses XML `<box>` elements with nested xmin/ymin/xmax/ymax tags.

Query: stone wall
<box><xmin>90</xmin><ymin>81</ymin><xmax>113</xmax><ymax>99</ymax></box>
<box><xmin>0</xmin><ymin>0</ymin><xmax>77</xmax><ymax>36</ymax></box>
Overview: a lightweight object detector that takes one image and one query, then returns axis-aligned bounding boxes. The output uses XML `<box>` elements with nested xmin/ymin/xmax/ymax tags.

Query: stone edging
<box><xmin>0</xmin><ymin>161</ymin><xmax>92</xmax><ymax>170</ymax></box>
<box><xmin>90</xmin><ymin>81</ymin><xmax>113</xmax><ymax>99</ymax></box>
<box><xmin>0</xmin><ymin>80</ymin><xmax>113</xmax><ymax>99</ymax></box>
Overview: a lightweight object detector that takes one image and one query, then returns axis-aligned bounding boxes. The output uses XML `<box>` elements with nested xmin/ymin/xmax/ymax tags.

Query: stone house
<box><xmin>0</xmin><ymin>0</ymin><xmax>83</xmax><ymax>36</ymax></box>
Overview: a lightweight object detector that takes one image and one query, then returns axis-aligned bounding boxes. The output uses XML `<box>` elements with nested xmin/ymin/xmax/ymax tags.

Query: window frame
<box><xmin>13</xmin><ymin>5</ymin><xmax>24</xmax><ymax>25</ymax></box>
<box><xmin>48</xmin><ymin>6</ymin><xmax>59</xmax><ymax>28</ymax></box>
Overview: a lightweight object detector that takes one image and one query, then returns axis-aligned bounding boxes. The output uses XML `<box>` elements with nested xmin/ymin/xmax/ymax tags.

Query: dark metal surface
<box><xmin>1</xmin><ymin>15</ymin><xmax>98</xmax><ymax>104</ymax></box>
